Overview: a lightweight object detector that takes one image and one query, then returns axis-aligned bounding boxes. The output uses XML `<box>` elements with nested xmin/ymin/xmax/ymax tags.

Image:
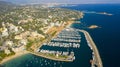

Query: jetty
<box><xmin>43</xmin><ymin>42</ymin><xmax>80</xmax><ymax>48</ymax></box>
<box><xmin>79</xmin><ymin>30</ymin><xmax>103</xmax><ymax>67</ymax></box>
<box><xmin>30</xmin><ymin>51</ymin><xmax>75</xmax><ymax>62</ymax></box>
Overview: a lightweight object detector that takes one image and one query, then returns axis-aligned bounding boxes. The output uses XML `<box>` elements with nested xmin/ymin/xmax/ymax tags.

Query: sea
<box><xmin>1</xmin><ymin>4</ymin><xmax>120</xmax><ymax>67</ymax></box>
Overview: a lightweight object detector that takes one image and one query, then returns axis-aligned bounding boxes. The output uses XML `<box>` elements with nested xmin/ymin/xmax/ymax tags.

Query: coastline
<box><xmin>0</xmin><ymin>51</ymin><xmax>29</xmax><ymax>65</ymax></box>
<box><xmin>30</xmin><ymin>52</ymin><xmax>73</xmax><ymax>62</ymax></box>
<box><xmin>0</xmin><ymin>20</ymin><xmax>75</xmax><ymax>65</ymax></box>
<box><xmin>29</xmin><ymin>20</ymin><xmax>75</xmax><ymax>62</ymax></box>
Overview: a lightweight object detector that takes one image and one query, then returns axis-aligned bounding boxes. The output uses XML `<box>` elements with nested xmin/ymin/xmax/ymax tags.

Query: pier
<box><xmin>30</xmin><ymin>50</ymin><xmax>75</xmax><ymax>62</ymax></box>
<box><xmin>79</xmin><ymin>30</ymin><xmax>103</xmax><ymax>67</ymax></box>
<box><xmin>32</xmin><ymin>28</ymin><xmax>81</xmax><ymax>62</ymax></box>
<box><xmin>29</xmin><ymin>27</ymin><xmax>102</xmax><ymax>65</ymax></box>
<box><xmin>43</xmin><ymin>42</ymin><xmax>80</xmax><ymax>48</ymax></box>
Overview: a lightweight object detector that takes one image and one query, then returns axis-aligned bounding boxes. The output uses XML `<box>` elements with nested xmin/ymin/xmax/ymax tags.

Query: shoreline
<box><xmin>30</xmin><ymin>52</ymin><xmax>73</xmax><ymax>62</ymax></box>
<box><xmin>30</xmin><ymin>20</ymin><xmax>75</xmax><ymax>62</ymax></box>
<box><xmin>0</xmin><ymin>20</ymin><xmax>75</xmax><ymax>65</ymax></box>
<box><xmin>0</xmin><ymin>51</ymin><xmax>29</xmax><ymax>65</ymax></box>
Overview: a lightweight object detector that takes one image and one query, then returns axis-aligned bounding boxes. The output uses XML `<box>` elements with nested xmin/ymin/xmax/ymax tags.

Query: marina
<box><xmin>36</xmin><ymin>28</ymin><xmax>81</xmax><ymax>62</ymax></box>
<box><xmin>1</xmin><ymin>27</ymin><xmax>92</xmax><ymax>67</ymax></box>
<box><xmin>1</xmin><ymin>4</ymin><xmax>119</xmax><ymax>67</ymax></box>
<box><xmin>42</xmin><ymin>42</ymin><xmax>80</xmax><ymax>48</ymax></box>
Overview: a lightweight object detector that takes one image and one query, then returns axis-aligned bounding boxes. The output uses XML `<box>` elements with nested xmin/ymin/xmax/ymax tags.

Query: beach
<box><xmin>0</xmin><ymin>20</ymin><xmax>75</xmax><ymax>65</ymax></box>
<box><xmin>1</xmin><ymin>20</ymin><xmax>93</xmax><ymax>67</ymax></box>
<box><xmin>0</xmin><ymin>51</ymin><xmax>29</xmax><ymax>65</ymax></box>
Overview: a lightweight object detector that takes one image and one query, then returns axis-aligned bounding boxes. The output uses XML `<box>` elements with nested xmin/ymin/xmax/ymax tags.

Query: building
<box><xmin>4</xmin><ymin>48</ymin><xmax>11</xmax><ymax>55</ymax></box>
<box><xmin>12</xmin><ymin>45</ymin><xmax>25</xmax><ymax>53</ymax></box>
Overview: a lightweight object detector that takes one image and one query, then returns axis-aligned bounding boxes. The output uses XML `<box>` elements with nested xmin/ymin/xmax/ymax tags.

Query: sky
<box><xmin>1</xmin><ymin>0</ymin><xmax>120</xmax><ymax>4</ymax></box>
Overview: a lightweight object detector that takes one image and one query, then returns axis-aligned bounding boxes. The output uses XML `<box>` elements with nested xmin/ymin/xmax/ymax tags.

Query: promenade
<box><xmin>79</xmin><ymin>30</ymin><xmax>103</xmax><ymax>67</ymax></box>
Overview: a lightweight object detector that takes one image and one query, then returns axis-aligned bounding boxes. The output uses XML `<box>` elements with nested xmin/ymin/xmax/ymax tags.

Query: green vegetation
<box><xmin>7</xmin><ymin>48</ymin><xmax>15</xmax><ymax>56</ymax></box>
<box><xmin>0</xmin><ymin>51</ymin><xmax>7</xmax><ymax>60</ymax></box>
<box><xmin>0</xmin><ymin>48</ymin><xmax>15</xmax><ymax>62</ymax></box>
<box><xmin>26</xmin><ymin>40</ymin><xmax>34</xmax><ymax>51</ymax></box>
<box><xmin>0</xmin><ymin>2</ymin><xmax>83</xmax><ymax>62</ymax></box>
<box><xmin>39</xmin><ymin>52</ymin><xmax>68</xmax><ymax>59</ymax></box>
<box><xmin>51</xmin><ymin>31</ymin><xmax>57</xmax><ymax>36</ymax></box>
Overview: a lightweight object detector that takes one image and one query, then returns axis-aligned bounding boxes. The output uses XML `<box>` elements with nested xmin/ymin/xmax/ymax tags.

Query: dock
<box><xmin>79</xmin><ymin>30</ymin><xmax>103</xmax><ymax>67</ymax></box>
<box><xmin>32</xmin><ymin>28</ymin><xmax>81</xmax><ymax>62</ymax></box>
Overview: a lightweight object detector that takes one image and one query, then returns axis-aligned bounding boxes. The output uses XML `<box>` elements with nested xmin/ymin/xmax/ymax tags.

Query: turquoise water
<box><xmin>1</xmin><ymin>32</ymin><xmax>92</xmax><ymax>67</ymax></box>
<box><xmin>2</xmin><ymin>4</ymin><xmax>120</xmax><ymax>67</ymax></box>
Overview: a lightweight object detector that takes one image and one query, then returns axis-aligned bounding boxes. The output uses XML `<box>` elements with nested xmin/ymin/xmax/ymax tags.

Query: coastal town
<box><xmin>0</xmin><ymin>2</ymin><xmax>103</xmax><ymax>67</ymax></box>
<box><xmin>0</xmin><ymin>3</ymin><xmax>83</xmax><ymax>63</ymax></box>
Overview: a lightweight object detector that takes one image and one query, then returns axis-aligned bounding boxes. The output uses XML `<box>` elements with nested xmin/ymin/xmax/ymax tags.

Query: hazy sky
<box><xmin>2</xmin><ymin>0</ymin><xmax>120</xmax><ymax>4</ymax></box>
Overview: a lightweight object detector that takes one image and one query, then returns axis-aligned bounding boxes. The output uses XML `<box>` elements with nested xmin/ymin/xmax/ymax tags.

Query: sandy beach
<box><xmin>0</xmin><ymin>20</ymin><xmax>75</xmax><ymax>65</ymax></box>
<box><xmin>0</xmin><ymin>51</ymin><xmax>29</xmax><ymax>65</ymax></box>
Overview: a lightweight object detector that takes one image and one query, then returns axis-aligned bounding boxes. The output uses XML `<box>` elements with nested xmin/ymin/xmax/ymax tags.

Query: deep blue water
<box><xmin>63</xmin><ymin>4</ymin><xmax>120</xmax><ymax>67</ymax></box>
<box><xmin>2</xmin><ymin>4</ymin><xmax>120</xmax><ymax>67</ymax></box>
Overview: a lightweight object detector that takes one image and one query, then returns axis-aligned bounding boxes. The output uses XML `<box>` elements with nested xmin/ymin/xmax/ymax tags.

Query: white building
<box><xmin>19</xmin><ymin>39</ymin><xmax>28</xmax><ymax>45</ymax></box>
<box><xmin>12</xmin><ymin>45</ymin><xmax>25</xmax><ymax>53</ymax></box>
<box><xmin>2</xmin><ymin>27</ymin><xmax>9</xmax><ymax>37</ymax></box>
<box><xmin>4</xmin><ymin>49</ymin><xmax>11</xmax><ymax>55</ymax></box>
<box><xmin>4</xmin><ymin>41</ymin><xmax>14</xmax><ymax>47</ymax></box>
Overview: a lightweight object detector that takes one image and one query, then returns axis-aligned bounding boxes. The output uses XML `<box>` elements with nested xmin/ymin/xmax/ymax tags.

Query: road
<box><xmin>79</xmin><ymin>30</ymin><xmax>103</xmax><ymax>67</ymax></box>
